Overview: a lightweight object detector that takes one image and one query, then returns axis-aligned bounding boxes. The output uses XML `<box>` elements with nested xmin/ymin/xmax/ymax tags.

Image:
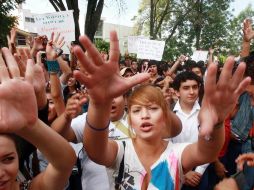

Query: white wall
<box><xmin>102</xmin><ymin>22</ymin><xmax>134</xmax><ymax>54</ymax></box>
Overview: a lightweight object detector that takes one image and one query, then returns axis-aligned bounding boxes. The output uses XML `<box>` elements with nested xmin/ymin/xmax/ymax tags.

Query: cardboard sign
<box><xmin>191</xmin><ymin>50</ymin><xmax>208</xmax><ymax>62</ymax></box>
<box><xmin>128</xmin><ymin>36</ymin><xmax>149</xmax><ymax>54</ymax></box>
<box><xmin>137</xmin><ymin>39</ymin><xmax>165</xmax><ymax>61</ymax></box>
<box><xmin>33</xmin><ymin>10</ymin><xmax>75</xmax><ymax>53</ymax></box>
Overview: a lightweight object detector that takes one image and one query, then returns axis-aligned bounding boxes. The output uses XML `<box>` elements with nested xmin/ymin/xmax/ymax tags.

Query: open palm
<box><xmin>0</xmin><ymin>80</ymin><xmax>37</xmax><ymax>132</ymax></box>
<box><xmin>0</xmin><ymin>48</ymin><xmax>37</xmax><ymax>133</ymax></box>
<box><xmin>199</xmin><ymin>57</ymin><xmax>250</xmax><ymax>136</ymax></box>
<box><xmin>73</xmin><ymin>31</ymin><xmax>150</xmax><ymax>105</ymax></box>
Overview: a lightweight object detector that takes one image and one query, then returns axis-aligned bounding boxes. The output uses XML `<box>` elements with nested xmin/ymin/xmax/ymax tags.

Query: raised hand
<box><xmin>15</xmin><ymin>47</ymin><xmax>31</xmax><ymax>76</ymax></box>
<box><xmin>178</xmin><ymin>54</ymin><xmax>186</xmax><ymax>62</ymax></box>
<box><xmin>243</xmin><ymin>18</ymin><xmax>254</xmax><ymax>42</ymax></box>
<box><xmin>33</xmin><ymin>36</ymin><xmax>45</xmax><ymax>51</ymax></box>
<box><xmin>199</xmin><ymin>57</ymin><xmax>251</xmax><ymax>136</ymax></box>
<box><xmin>0</xmin><ymin>48</ymin><xmax>37</xmax><ymax>133</ymax></box>
<box><xmin>64</xmin><ymin>93</ymin><xmax>88</xmax><ymax>120</ymax></box>
<box><xmin>46</xmin><ymin>32</ymin><xmax>65</xmax><ymax>60</ymax></box>
<box><xmin>73</xmin><ymin>31</ymin><xmax>150</xmax><ymax>105</ymax></box>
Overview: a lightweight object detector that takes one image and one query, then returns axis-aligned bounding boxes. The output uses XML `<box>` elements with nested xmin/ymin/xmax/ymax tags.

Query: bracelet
<box><xmin>46</xmin><ymin>60</ymin><xmax>60</xmax><ymax>74</ymax></box>
<box><xmin>86</xmin><ymin>116</ymin><xmax>110</xmax><ymax>131</ymax></box>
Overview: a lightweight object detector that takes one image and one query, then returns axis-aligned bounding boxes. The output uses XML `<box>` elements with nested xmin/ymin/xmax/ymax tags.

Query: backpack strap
<box><xmin>115</xmin><ymin>141</ymin><xmax>126</xmax><ymax>190</ymax></box>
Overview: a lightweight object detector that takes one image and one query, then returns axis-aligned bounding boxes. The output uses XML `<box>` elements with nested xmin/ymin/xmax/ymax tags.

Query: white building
<box><xmin>94</xmin><ymin>19</ymin><xmax>134</xmax><ymax>54</ymax></box>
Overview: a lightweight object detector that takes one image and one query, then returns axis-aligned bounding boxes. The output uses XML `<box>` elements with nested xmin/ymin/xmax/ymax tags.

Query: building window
<box><xmin>25</xmin><ymin>17</ymin><xmax>35</xmax><ymax>23</ymax></box>
<box><xmin>17</xmin><ymin>34</ymin><xmax>26</xmax><ymax>46</ymax></box>
<box><xmin>25</xmin><ymin>17</ymin><xmax>30</xmax><ymax>22</ymax></box>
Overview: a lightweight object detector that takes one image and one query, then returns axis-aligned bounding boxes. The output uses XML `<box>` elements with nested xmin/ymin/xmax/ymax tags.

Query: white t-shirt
<box><xmin>171</xmin><ymin>100</ymin><xmax>208</xmax><ymax>175</ymax></box>
<box><xmin>171</xmin><ymin>100</ymin><xmax>200</xmax><ymax>143</ymax></box>
<box><xmin>71</xmin><ymin>112</ymin><xmax>129</xmax><ymax>190</ymax></box>
<box><xmin>108</xmin><ymin>139</ymin><xmax>188</xmax><ymax>190</ymax></box>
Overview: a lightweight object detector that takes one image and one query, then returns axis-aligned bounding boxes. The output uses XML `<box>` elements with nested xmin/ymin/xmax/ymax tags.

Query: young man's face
<box><xmin>149</xmin><ymin>65</ymin><xmax>158</xmax><ymax>76</ymax></box>
<box><xmin>176</xmin><ymin>80</ymin><xmax>199</xmax><ymax>106</ymax></box>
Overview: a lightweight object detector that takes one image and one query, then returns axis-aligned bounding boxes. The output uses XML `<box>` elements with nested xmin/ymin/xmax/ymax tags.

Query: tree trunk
<box><xmin>150</xmin><ymin>0</ymin><xmax>155</xmax><ymax>39</ymax></box>
<box><xmin>194</xmin><ymin>0</ymin><xmax>203</xmax><ymax>49</ymax></box>
<box><xmin>66</xmin><ymin>0</ymin><xmax>80</xmax><ymax>42</ymax></box>
<box><xmin>85</xmin><ymin>0</ymin><xmax>104</xmax><ymax>42</ymax></box>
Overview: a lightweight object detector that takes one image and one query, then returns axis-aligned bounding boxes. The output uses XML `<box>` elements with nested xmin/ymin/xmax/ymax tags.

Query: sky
<box><xmin>20</xmin><ymin>0</ymin><xmax>253</xmax><ymax>34</ymax></box>
<box><xmin>21</xmin><ymin>0</ymin><xmax>141</xmax><ymax>25</ymax></box>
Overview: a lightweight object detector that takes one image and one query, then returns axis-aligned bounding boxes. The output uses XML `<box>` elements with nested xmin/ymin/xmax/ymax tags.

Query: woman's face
<box><xmin>0</xmin><ymin>136</ymin><xmax>19</xmax><ymax>190</ymax></box>
<box><xmin>47</xmin><ymin>93</ymin><xmax>57</xmax><ymax>122</ymax></box>
<box><xmin>67</xmin><ymin>77</ymin><xmax>76</xmax><ymax>87</ymax></box>
<box><xmin>129</xmin><ymin>102</ymin><xmax>165</xmax><ymax>140</ymax></box>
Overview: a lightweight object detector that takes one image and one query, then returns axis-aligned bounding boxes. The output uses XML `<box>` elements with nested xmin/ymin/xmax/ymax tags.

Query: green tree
<box><xmin>133</xmin><ymin>0</ymin><xmax>233</xmax><ymax>60</ymax></box>
<box><xmin>94</xmin><ymin>38</ymin><xmax>109</xmax><ymax>53</ymax></box>
<box><xmin>0</xmin><ymin>0</ymin><xmax>25</xmax><ymax>46</ymax></box>
<box><xmin>224</xmin><ymin>4</ymin><xmax>254</xmax><ymax>55</ymax></box>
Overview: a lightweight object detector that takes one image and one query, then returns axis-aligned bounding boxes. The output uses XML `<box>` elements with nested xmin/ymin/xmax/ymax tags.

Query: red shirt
<box><xmin>219</xmin><ymin>117</ymin><xmax>231</xmax><ymax>157</ymax></box>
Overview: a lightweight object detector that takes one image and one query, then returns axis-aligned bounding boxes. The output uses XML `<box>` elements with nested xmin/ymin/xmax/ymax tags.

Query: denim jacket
<box><xmin>231</xmin><ymin>92</ymin><xmax>254</xmax><ymax>141</ymax></box>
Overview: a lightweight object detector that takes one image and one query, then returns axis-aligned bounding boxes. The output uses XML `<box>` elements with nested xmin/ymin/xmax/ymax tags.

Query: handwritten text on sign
<box><xmin>33</xmin><ymin>10</ymin><xmax>75</xmax><ymax>44</ymax></box>
<box><xmin>137</xmin><ymin>39</ymin><xmax>165</xmax><ymax>61</ymax></box>
<box><xmin>128</xmin><ymin>36</ymin><xmax>149</xmax><ymax>54</ymax></box>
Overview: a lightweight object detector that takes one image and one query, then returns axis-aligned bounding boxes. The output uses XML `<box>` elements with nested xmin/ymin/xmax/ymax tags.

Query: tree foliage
<box><xmin>94</xmin><ymin>38</ymin><xmax>109</xmax><ymax>53</ymax></box>
<box><xmin>224</xmin><ymin>4</ymin><xmax>254</xmax><ymax>55</ymax></box>
<box><xmin>0</xmin><ymin>0</ymin><xmax>25</xmax><ymax>46</ymax></box>
<box><xmin>133</xmin><ymin>0</ymin><xmax>235</xmax><ymax>60</ymax></box>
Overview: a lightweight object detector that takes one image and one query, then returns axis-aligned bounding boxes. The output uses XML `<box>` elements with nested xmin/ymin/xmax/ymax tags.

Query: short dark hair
<box><xmin>189</xmin><ymin>62</ymin><xmax>204</xmax><ymax>76</ymax></box>
<box><xmin>172</xmin><ymin>71</ymin><xmax>202</xmax><ymax>91</ymax></box>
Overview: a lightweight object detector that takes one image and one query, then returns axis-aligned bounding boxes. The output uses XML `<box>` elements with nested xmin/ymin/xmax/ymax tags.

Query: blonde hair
<box><xmin>127</xmin><ymin>85</ymin><xmax>172</xmax><ymax>138</ymax></box>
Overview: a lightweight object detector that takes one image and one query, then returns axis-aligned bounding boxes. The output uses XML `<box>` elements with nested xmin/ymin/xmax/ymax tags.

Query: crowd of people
<box><xmin>0</xmin><ymin>18</ymin><xmax>254</xmax><ymax>190</ymax></box>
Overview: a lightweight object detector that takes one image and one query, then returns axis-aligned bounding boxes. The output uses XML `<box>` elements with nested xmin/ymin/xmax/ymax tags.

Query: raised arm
<box><xmin>51</xmin><ymin>93</ymin><xmax>87</xmax><ymax>142</ymax></box>
<box><xmin>167</xmin><ymin>55</ymin><xmax>186</xmax><ymax>76</ymax></box>
<box><xmin>46</xmin><ymin>32</ymin><xmax>66</xmax><ymax>116</ymax></box>
<box><xmin>0</xmin><ymin>48</ymin><xmax>76</xmax><ymax>190</ymax></box>
<box><xmin>73</xmin><ymin>31</ymin><xmax>150</xmax><ymax>166</ymax></box>
<box><xmin>241</xmin><ymin>18</ymin><xmax>254</xmax><ymax>57</ymax></box>
<box><xmin>182</xmin><ymin>56</ymin><xmax>251</xmax><ymax>173</ymax></box>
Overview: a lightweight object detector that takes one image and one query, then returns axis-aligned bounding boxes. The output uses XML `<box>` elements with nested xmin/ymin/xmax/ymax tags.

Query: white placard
<box><xmin>128</xmin><ymin>36</ymin><xmax>149</xmax><ymax>54</ymax></box>
<box><xmin>137</xmin><ymin>39</ymin><xmax>165</xmax><ymax>61</ymax></box>
<box><xmin>33</xmin><ymin>10</ymin><xmax>75</xmax><ymax>53</ymax></box>
<box><xmin>191</xmin><ymin>50</ymin><xmax>208</xmax><ymax>62</ymax></box>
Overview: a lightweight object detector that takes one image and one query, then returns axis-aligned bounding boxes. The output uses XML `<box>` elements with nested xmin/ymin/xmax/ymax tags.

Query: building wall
<box><xmin>101</xmin><ymin>22</ymin><xmax>133</xmax><ymax>54</ymax></box>
<box><xmin>16</xmin><ymin>9</ymin><xmax>38</xmax><ymax>33</ymax></box>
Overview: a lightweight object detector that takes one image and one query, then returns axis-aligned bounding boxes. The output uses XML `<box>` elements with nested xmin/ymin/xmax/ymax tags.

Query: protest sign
<box><xmin>191</xmin><ymin>50</ymin><xmax>208</xmax><ymax>62</ymax></box>
<box><xmin>33</xmin><ymin>10</ymin><xmax>75</xmax><ymax>53</ymax></box>
<box><xmin>128</xmin><ymin>36</ymin><xmax>149</xmax><ymax>54</ymax></box>
<box><xmin>137</xmin><ymin>39</ymin><xmax>165</xmax><ymax>61</ymax></box>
